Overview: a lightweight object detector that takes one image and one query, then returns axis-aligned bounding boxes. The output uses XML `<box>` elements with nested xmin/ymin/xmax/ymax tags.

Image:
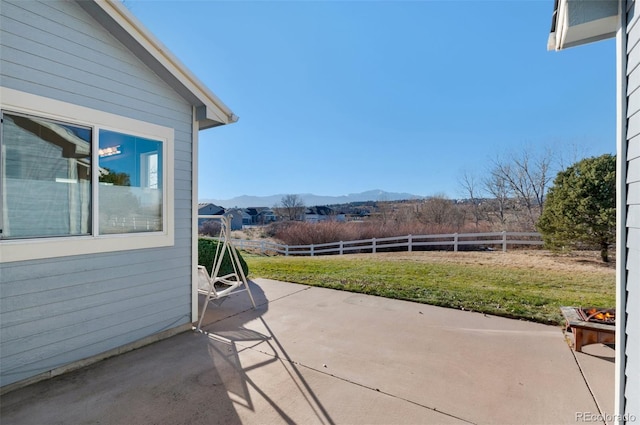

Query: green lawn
<box><xmin>244</xmin><ymin>253</ymin><xmax>615</xmax><ymax>325</ymax></box>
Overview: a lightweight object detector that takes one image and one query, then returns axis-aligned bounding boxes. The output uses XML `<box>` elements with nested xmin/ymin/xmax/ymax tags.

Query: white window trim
<box><xmin>0</xmin><ymin>87</ymin><xmax>174</xmax><ymax>262</ymax></box>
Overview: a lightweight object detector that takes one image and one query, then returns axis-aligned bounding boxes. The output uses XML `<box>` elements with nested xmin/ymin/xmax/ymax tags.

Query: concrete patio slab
<box><xmin>201</xmin><ymin>279</ymin><xmax>605</xmax><ymax>425</ymax></box>
<box><xmin>204</xmin><ymin>334</ymin><xmax>468</xmax><ymax>424</ymax></box>
<box><xmin>572</xmin><ymin>343</ymin><xmax>616</xmax><ymax>424</ymax></box>
<box><xmin>0</xmin><ymin>278</ymin><xmax>614</xmax><ymax>425</ymax></box>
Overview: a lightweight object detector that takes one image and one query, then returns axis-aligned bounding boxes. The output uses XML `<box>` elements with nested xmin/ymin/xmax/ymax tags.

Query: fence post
<box><xmin>339</xmin><ymin>241</ymin><xmax>344</xmax><ymax>255</ymax></box>
<box><xmin>408</xmin><ymin>234</ymin><xmax>412</xmax><ymax>252</ymax></box>
<box><xmin>285</xmin><ymin>245</ymin><xmax>289</xmax><ymax>256</ymax></box>
<box><xmin>502</xmin><ymin>231</ymin><xmax>507</xmax><ymax>252</ymax></box>
<box><xmin>261</xmin><ymin>240</ymin><xmax>265</xmax><ymax>254</ymax></box>
<box><xmin>454</xmin><ymin>233</ymin><xmax>458</xmax><ymax>252</ymax></box>
<box><xmin>372</xmin><ymin>238</ymin><xmax>376</xmax><ymax>254</ymax></box>
<box><xmin>311</xmin><ymin>244</ymin><xmax>315</xmax><ymax>257</ymax></box>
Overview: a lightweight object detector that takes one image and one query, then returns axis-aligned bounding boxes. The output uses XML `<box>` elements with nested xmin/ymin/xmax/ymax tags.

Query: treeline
<box><xmin>267</xmin><ymin>146</ymin><xmax>615</xmax><ymax>254</ymax></box>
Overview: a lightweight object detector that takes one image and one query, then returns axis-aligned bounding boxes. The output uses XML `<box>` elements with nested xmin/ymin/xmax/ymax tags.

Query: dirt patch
<box><xmin>344</xmin><ymin>249</ymin><xmax>615</xmax><ymax>275</ymax></box>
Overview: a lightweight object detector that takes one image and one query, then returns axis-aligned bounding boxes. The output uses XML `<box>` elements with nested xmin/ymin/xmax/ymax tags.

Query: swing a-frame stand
<box><xmin>196</xmin><ymin>215</ymin><xmax>255</xmax><ymax>332</ymax></box>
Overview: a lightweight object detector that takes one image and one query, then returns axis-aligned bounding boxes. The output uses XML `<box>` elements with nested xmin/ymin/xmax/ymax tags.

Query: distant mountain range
<box><xmin>201</xmin><ymin>190</ymin><xmax>426</xmax><ymax>209</ymax></box>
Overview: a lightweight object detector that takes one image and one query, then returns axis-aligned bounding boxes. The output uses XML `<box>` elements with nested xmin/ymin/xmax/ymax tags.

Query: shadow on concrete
<box><xmin>197</xmin><ymin>280</ymin><xmax>336</xmax><ymax>425</ymax></box>
<box><xmin>0</xmin><ymin>281</ymin><xmax>272</xmax><ymax>425</ymax></box>
<box><xmin>0</xmin><ymin>330</ymin><xmax>246</xmax><ymax>424</ymax></box>
<box><xmin>582</xmin><ymin>351</ymin><xmax>616</xmax><ymax>364</ymax></box>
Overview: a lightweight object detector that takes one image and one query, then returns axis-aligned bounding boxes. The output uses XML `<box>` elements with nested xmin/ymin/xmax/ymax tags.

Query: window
<box><xmin>98</xmin><ymin>130</ymin><xmax>163</xmax><ymax>235</ymax></box>
<box><xmin>0</xmin><ymin>88</ymin><xmax>174</xmax><ymax>262</ymax></box>
<box><xmin>1</xmin><ymin>113</ymin><xmax>92</xmax><ymax>238</ymax></box>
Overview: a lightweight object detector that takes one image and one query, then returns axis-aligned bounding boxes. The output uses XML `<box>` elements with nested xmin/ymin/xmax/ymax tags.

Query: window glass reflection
<box><xmin>98</xmin><ymin>129</ymin><xmax>163</xmax><ymax>234</ymax></box>
<box><xmin>1</xmin><ymin>113</ymin><xmax>91</xmax><ymax>238</ymax></box>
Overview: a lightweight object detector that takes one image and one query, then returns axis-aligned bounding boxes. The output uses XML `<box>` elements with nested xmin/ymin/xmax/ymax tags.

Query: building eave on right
<box><xmin>548</xmin><ymin>0</ymin><xmax>618</xmax><ymax>51</ymax></box>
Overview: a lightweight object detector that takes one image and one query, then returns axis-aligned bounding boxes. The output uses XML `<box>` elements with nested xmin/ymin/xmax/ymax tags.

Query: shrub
<box><xmin>268</xmin><ymin>220</ymin><xmax>466</xmax><ymax>246</ymax></box>
<box><xmin>198</xmin><ymin>238</ymin><xmax>249</xmax><ymax>278</ymax></box>
<box><xmin>199</xmin><ymin>220</ymin><xmax>222</xmax><ymax>237</ymax></box>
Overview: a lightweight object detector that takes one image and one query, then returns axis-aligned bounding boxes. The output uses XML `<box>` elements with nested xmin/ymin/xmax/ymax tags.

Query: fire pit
<box><xmin>578</xmin><ymin>307</ymin><xmax>615</xmax><ymax>325</ymax></box>
<box><xmin>560</xmin><ymin>307</ymin><xmax>615</xmax><ymax>352</ymax></box>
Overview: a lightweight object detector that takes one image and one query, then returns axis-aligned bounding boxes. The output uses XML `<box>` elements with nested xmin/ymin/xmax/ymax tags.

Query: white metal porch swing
<box><xmin>196</xmin><ymin>214</ymin><xmax>255</xmax><ymax>332</ymax></box>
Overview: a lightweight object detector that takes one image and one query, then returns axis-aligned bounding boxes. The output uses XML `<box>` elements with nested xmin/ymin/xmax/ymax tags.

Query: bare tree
<box><xmin>557</xmin><ymin>142</ymin><xmax>589</xmax><ymax>171</ymax></box>
<box><xmin>280</xmin><ymin>194</ymin><xmax>305</xmax><ymax>221</ymax></box>
<box><xmin>417</xmin><ymin>194</ymin><xmax>464</xmax><ymax>230</ymax></box>
<box><xmin>483</xmin><ymin>171</ymin><xmax>512</xmax><ymax>229</ymax></box>
<box><xmin>198</xmin><ymin>220</ymin><xmax>222</xmax><ymax>237</ymax></box>
<box><xmin>376</xmin><ymin>193</ymin><xmax>393</xmax><ymax>226</ymax></box>
<box><xmin>490</xmin><ymin>147</ymin><xmax>553</xmax><ymax>229</ymax></box>
<box><xmin>459</xmin><ymin>171</ymin><xmax>485</xmax><ymax>228</ymax></box>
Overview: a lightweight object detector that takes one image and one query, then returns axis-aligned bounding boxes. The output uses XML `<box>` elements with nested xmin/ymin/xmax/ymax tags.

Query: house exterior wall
<box><xmin>224</xmin><ymin>209</ymin><xmax>246</xmax><ymax>230</ymax></box>
<box><xmin>198</xmin><ymin>204</ymin><xmax>224</xmax><ymax>226</ymax></box>
<box><xmin>625</xmin><ymin>0</ymin><xmax>640</xmax><ymax>417</ymax></box>
<box><xmin>0</xmin><ymin>0</ymin><xmax>194</xmax><ymax>387</ymax></box>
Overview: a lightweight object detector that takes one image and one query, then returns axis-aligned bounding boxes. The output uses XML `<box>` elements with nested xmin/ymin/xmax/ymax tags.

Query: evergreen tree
<box><xmin>537</xmin><ymin>154</ymin><xmax>616</xmax><ymax>262</ymax></box>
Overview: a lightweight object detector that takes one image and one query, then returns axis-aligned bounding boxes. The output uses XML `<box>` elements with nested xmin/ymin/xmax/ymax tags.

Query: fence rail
<box><xmin>228</xmin><ymin>231</ymin><xmax>544</xmax><ymax>256</ymax></box>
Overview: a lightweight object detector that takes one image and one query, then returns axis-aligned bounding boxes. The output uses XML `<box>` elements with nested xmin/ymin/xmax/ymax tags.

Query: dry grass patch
<box><xmin>366</xmin><ymin>250</ymin><xmax>615</xmax><ymax>274</ymax></box>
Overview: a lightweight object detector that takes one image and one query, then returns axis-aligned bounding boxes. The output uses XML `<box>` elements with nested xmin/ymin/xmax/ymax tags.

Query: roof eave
<box><xmin>547</xmin><ymin>0</ymin><xmax>618</xmax><ymax>51</ymax></box>
<box><xmin>77</xmin><ymin>0</ymin><xmax>238</xmax><ymax>130</ymax></box>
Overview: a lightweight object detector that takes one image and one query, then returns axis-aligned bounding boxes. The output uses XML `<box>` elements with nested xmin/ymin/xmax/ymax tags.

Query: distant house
<box><xmin>245</xmin><ymin>208</ymin><xmax>259</xmax><ymax>224</ymax></box>
<box><xmin>0</xmin><ymin>0</ymin><xmax>237</xmax><ymax>390</ymax></box>
<box><xmin>257</xmin><ymin>208</ymin><xmax>277</xmax><ymax>224</ymax></box>
<box><xmin>245</xmin><ymin>207</ymin><xmax>277</xmax><ymax>225</ymax></box>
<box><xmin>239</xmin><ymin>210</ymin><xmax>253</xmax><ymax>226</ymax></box>
<box><xmin>305</xmin><ymin>206</ymin><xmax>346</xmax><ymax>223</ymax></box>
<box><xmin>223</xmin><ymin>208</ymin><xmax>249</xmax><ymax>230</ymax></box>
<box><xmin>547</xmin><ymin>0</ymin><xmax>637</xmax><ymax>418</ymax></box>
<box><xmin>330</xmin><ymin>201</ymin><xmax>375</xmax><ymax>220</ymax></box>
<box><xmin>197</xmin><ymin>203</ymin><xmax>225</xmax><ymax>226</ymax></box>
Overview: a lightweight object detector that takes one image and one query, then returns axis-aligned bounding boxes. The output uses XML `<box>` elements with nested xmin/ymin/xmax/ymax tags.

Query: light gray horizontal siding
<box><xmin>626</xmin><ymin>110</ymin><xmax>640</xmax><ymax>139</ymax></box>
<box><xmin>628</xmin><ymin>198</ymin><xmax>640</xmax><ymax>228</ymax></box>
<box><xmin>628</xmin><ymin>21</ymin><xmax>640</xmax><ymax>75</ymax></box>
<box><xmin>175</xmin><ymin>147</ymin><xmax>194</xmax><ymax>163</ymax></box>
<box><xmin>2</xmin><ymin>310</ymin><xmax>188</xmax><ymax>385</ymax></box>
<box><xmin>628</xmin><ymin>227</ymin><xmax>640</xmax><ymax>250</ymax></box>
<box><xmin>629</xmin><ymin>180</ymin><xmax>640</xmax><ymax>205</ymax></box>
<box><xmin>625</xmin><ymin>248</ymin><xmax>640</xmax><ymax>417</ymax></box>
<box><xmin>629</xmin><ymin>134</ymin><xmax>640</xmax><ymax>159</ymax></box>
<box><xmin>2</xmin><ymin>288</ymin><xmax>188</xmax><ymax>355</ymax></box>
<box><xmin>0</xmin><ymin>0</ymin><xmax>196</xmax><ymax>387</ymax></box>
<box><xmin>0</xmin><ymin>1</ymin><xmax>191</xmax><ymax>127</ymax></box>
<box><xmin>626</xmin><ymin>1</ymin><xmax>640</xmax><ymax>417</ymax></box>
<box><xmin>627</xmin><ymin>90</ymin><xmax>640</xmax><ymax>119</ymax></box>
<box><xmin>1</xmin><ymin>261</ymin><xmax>189</xmax><ymax>314</ymax></box>
<box><xmin>628</xmin><ymin>157</ymin><xmax>640</xmax><ymax>183</ymax></box>
<box><xmin>628</xmin><ymin>64</ymin><xmax>640</xmax><ymax>100</ymax></box>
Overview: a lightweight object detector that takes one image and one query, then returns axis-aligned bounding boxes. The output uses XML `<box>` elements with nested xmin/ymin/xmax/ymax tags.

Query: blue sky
<box><xmin>127</xmin><ymin>0</ymin><xmax>616</xmax><ymax>201</ymax></box>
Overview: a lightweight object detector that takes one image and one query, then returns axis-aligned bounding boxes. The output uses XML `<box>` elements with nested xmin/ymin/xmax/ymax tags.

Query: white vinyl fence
<box><xmin>229</xmin><ymin>232</ymin><xmax>544</xmax><ymax>256</ymax></box>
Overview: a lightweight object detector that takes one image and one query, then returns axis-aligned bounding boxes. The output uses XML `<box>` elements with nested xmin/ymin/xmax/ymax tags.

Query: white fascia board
<box><xmin>548</xmin><ymin>0</ymin><xmax>568</xmax><ymax>51</ymax></box>
<box><xmin>548</xmin><ymin>0</ymin><xmax>618</xmax><ymax>51</ymax></box>
<box><xmin>86</xmin><ymin>0</ymin><xmax>238</xmax><ymax>129</ymax></box>
<box><xmin>561</xmin><ymin>15</ymin><xmax>618</xmax><ymax>49</ymax></box>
